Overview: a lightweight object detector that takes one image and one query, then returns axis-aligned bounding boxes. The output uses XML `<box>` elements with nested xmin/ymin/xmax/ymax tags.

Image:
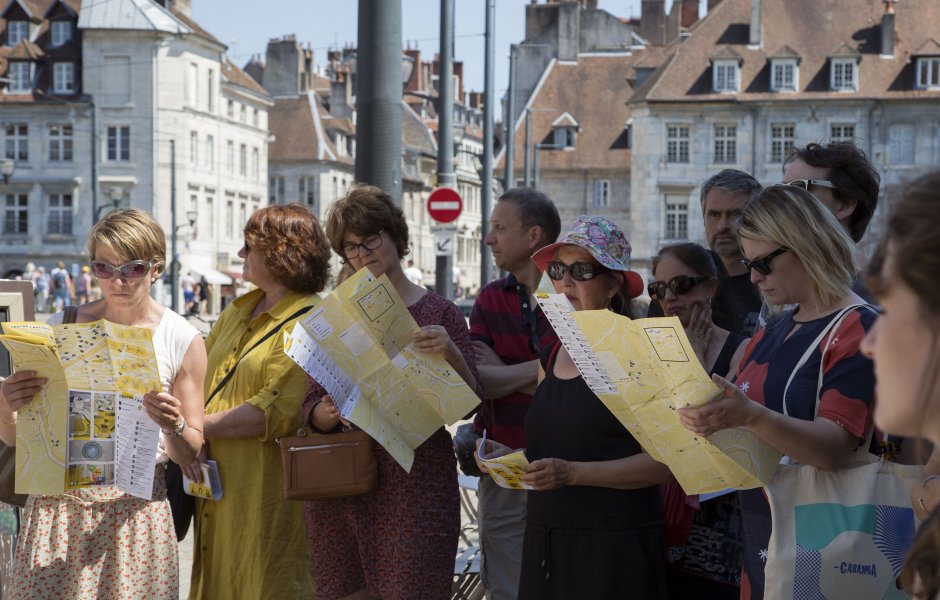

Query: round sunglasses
<box><xmin>90</xmin><ymin>259</ymin><xmax>153</xmax><ymax>279</ymax></box>
<box><xmin>740</xmin><ymin>246</ymin><xmax>789</xmax><ymax>276</ymax></box>
<box><xmin>647</xmin><ymin>275</ymin><xmax>713</xmax><ymax>300</ymax></box>
<box><xmin>546</xmin><ymin>261</ymin><xmax>609</xmax><ymax>282</ymax></box>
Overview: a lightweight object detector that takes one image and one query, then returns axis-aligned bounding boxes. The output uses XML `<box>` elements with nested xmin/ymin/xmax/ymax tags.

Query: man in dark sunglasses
<box><xmin>467</xmin><ymin>188</ymin><xmax>561</xmax><ymax>600</ymax></box>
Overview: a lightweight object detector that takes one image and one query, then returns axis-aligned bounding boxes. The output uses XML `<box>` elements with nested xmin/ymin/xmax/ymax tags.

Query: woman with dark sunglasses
<box><xmin>651</xmin><ymin>243</ymin><xmax>749</xmax><ymax>599</ymax></box>
<box><xmin>678</xmin><ymin>185</ymin><xmax>877</xmax><ymax>600</ymax></box>
<box><xmin>0</xmin><ymin>209</ymin><xmax>206</xmax><ymax>599</ymax></box>
<box><xmin>483</xmin><ymin>216</ymin><xmax>670</xmax><ymax>599</ymax></box>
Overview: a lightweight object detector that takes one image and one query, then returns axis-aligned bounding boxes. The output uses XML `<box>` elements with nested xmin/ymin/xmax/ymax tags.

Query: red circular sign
<box><xmin>427</xmin><ymin>187</ymin><xmax>463</xmax><ymax>224</ymax></box>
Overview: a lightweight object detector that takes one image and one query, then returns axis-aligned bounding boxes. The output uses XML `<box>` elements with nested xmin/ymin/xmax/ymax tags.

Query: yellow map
<box><xmin>285</xmin><ymin>269</ymin><xmax>480</xmax><ymax>472</ymax></box>
<box><xmin>0</xmin><ymin>320</ymin><xmax>161</xmax><ymax>498</ymax></box>
<box><xmin>535</xmin><ymin>293</ymin><xmax>781</xmax><ymax>494</ymax></box>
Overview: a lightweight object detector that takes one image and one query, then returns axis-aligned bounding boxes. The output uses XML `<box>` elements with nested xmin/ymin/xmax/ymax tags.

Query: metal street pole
<box><xmin>481</xmin><ymin>0</ymin><xmax>495</xmax><ymax>286</ymax></box>
<box><xmin>523</xmin><ymin>107</ymin><xmax>532</xmax><ymax>187</ymax></box>
<box><xmin>356</xmin><ymin>0</ymin><xmax>403</xmax><ymax>204</ymax></box>
<box><xmin>170</xmin><ymin>139</ymin><xmax>178</xmax><ymax>313</ymax></box>
<box><xmin>435</xmin><ymin>0</ymin><xmax>455</xmax><ymax>300</ymax></box>
<box><xmin>504</xmin><ymin>43</ymin><xmax>517</xmax><ymax>191</ymax></box>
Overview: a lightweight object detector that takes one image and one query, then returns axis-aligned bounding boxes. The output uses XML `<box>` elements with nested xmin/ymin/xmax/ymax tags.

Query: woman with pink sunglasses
<box><xmin>0</xmin><ymin>209</ymin><xmax>206</xmax><ymax>599</ymax></box>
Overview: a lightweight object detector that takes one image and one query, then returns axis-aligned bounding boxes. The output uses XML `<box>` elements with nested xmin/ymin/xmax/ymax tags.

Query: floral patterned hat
<box><xmin>531</xmin><ymin>215</ymin><xmax>645</xmax><ymax>299</ymax></box>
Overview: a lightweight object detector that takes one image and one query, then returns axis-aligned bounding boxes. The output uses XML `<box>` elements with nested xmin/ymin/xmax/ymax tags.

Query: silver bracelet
<box><xmin>163</xmin><ymin>416</ymin><xmax>186</xmax><ymax>438</ymax></box>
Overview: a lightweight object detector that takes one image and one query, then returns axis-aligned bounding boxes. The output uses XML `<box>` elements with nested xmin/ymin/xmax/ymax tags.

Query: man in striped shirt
<box><xmin>470</xmin><ymin>188</ymin><xmax>560</xmax><ymax>600</ymax></box>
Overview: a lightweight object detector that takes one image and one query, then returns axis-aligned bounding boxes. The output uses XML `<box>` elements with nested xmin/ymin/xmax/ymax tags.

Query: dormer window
<box><xmin>6</xmin><ymin>21</ymin><xmax>27</xmax><ymax>46</ymax></box>
<box><xmin>771</xmin><ymin>60</ymin><xmax>798</xmax><ymax>92</ymax></box>
<box><xmin>51</xmin><ymin>21</ymin><xmax>72</xmax><ymax>47</ymax></box>
<box><xmin>831</xmin><ymin>59</ymin><xmax>857</xmax><ymax>91</ymax></box>
<box><xmin>710</xmin><ymin>46</ymin><xmax>743</xmax><ymax>93</ymax></box>
<box><xmin>917</xmin><ymin>57</ymin><xmax>940</xmax><ymax>88</ymax></box>
<box><xmin>6</xmin><ymin>61</ymin><xmax>32</xmax><ymax>93</ymax></box>
<box><xmin>713</xmin><ymin>60</ymin><xmax>740</xmax><ymax>93</ymax></box>
<box><xmin>551</xmin><ymin>112</ymin><xmax>579</xmax><ymax>149</ymax></box>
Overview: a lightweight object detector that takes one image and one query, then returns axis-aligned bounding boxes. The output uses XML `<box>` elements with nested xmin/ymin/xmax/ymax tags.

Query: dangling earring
<box><xmin>151</xmin><ymin>277</ymin><xmax>157</xmax><ymax>284</ymax></box>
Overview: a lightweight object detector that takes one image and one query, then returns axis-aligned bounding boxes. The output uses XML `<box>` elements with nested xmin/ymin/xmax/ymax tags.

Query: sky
<box><xmin>192</xmin><ymin>0</ymin><xmax>670</xmax><ymax>101</ymax></box>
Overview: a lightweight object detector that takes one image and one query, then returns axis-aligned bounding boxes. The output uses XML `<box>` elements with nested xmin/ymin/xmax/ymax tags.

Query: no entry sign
<box><xmin>427</xmin><ymin>187</ymin><xmax>463</xmax><ymax>224</ymax></box>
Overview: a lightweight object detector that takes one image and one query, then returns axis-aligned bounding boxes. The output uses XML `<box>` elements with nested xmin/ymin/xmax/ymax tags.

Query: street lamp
<box><xmin>0</xmin><ymin>158</ymin><xmax>14</xmax><ymax>184</ymax></box>
<box><xmin>95</xmin><ymin>186</ymin><xmax>124</xmax><ymax>221</ymax></box>
<box><xmin>533</xmin><ymin>143</ymin><xmax>563</xmax><ymax>191</ymax></box>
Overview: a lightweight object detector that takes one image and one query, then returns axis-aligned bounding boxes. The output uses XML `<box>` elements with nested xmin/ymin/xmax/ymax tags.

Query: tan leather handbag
<box><xmin>278</xmin><ymin>426</ymin><xmax>377</xmax><ymax>501</ymax></box>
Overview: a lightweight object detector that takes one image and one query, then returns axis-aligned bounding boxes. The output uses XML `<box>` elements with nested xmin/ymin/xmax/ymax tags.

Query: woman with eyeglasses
<box><xmin>0</xmin><ymin>209</ymin><xmax>206</xmax><ymax>599</ymax></box>
<box><xmin>186</xmin><ymin>204</ymin><xmax>329</xmax><ymax>599</ymax></box>
<box><xmin>650</xmin><ymin>242</ymin><xmax>748</xmax><ymax>599</ymax></box>
<box><xmin>678</xmin><ymin>185</ymin><xmax>877</xmax><ymax>600</ymax></box>
<box><xmin>482</xmin><ymin>216</ymin><xmax>671</xmax><ymax>599</ymax></box>
<box><xmin>302</xmin><ymin>185</ymin><xmax>480</xmax><ymax>600</ymax></box>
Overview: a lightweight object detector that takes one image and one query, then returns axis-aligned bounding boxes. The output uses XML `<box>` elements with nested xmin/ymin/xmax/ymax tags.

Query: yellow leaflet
<box><xmin>285</xmin><ymin>268</ymin><xmax>480</xmax><ymax>472</ymax></box>
<box><xmin>480</xmin><ymin>451</ymin><xmax>532</xmax><ymax>491</ymax></box>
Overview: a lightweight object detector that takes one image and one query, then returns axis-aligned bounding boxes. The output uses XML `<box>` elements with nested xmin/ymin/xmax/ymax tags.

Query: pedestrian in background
<box><xmin>860</xmin><ymin>170</ymin><xmax>940</xmax><ymax>599</ymax></box>
<box><xmin>76</xmin><ymin>265</ymin><xmax>92</xmax><ymax>305</ymax></box>
<box><xmin>0</xmin><ymin>209</ymin><xmax>206</xmax><ymax>599</ymax></box>
<box><xmin>469</xmin><ymin>188</ymin><xmax>561</xmax><ymax>600</ymax></box>
<box><xmin>188</xmin><ymin>203</ymin><xmax>328</xmax><ymax>599</ymax></box>
<box><xmin>50</xmin><ymin>261</ymin><xmax>72</xmax><ymax>312</ymax></box>
<box><xmin>304</xmin><ymin>185</ymin><xmax>480</xmax><ymax>600</ymax></box>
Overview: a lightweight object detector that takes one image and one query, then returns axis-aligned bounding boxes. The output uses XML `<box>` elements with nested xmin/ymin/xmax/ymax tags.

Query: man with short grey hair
<box><xmin>649</xmin><ymin>169</ymin><xmax>762</xmax><ymax>335</ymax></box>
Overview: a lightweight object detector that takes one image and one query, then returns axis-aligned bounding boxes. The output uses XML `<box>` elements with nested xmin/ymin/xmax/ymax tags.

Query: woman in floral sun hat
<box><xmin>481</xmin><ymin>215</ymin><xmax>669</xmax><ymax>599</ymax></box>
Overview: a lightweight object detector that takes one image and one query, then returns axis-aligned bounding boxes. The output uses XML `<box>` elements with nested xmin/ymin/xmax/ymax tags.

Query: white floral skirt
<box><xmin>9</xmin><ymin>467</ymin><xmax>177</xmax><ymax>600</ymax></box>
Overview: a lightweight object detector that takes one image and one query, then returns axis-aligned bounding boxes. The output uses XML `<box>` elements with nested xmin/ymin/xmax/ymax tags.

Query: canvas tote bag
<box><xmin>763</xmin><ymin>304</ymin><xmax>920</xmax><ymax>599</ymax></box>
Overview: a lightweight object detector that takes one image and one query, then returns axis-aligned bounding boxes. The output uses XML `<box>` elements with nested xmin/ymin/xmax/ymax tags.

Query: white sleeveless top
<box><xmin>47</xmin><ymin>308</ymin><xmax>200</xmax><ymax>463</ymax></box>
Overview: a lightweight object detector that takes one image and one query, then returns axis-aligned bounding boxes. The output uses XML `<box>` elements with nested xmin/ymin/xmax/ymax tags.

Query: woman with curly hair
<box><xmin>188</xmin><ymin>203</ymin><xmax>332</xmax><ymax>599</ymax></box>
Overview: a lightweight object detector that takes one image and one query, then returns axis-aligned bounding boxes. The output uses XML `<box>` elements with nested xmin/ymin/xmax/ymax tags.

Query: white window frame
<box><xmin>917</xmin><ymin>57</ymin><xmax>940</xmax><ymax>89</ymax></box>
<box><xmin>666</xmin><ymin>124</ymin><xmax>690</xmax><ymax>164</ymax></box>
<box><xmin>227</xmin><ymin>100</ymin><xmax>234</xmax><ymax>119</ymax></box>
<box><xmin>7</xmin><ymin>62</ymin><xmax>32</xmax><ymax>93</ymax></box>
<box><xmin>106</xmin><ymin>126</ymin><xmax>130</xmax><ymax>162</ymax></box>
<box><xmin>664</xmin><ymin>195</ymin><xmax>689</xmax><ymax>241</ymax></box>
<box><xmin>553</xmin><ymin>127</ymin><xmax>576</xmax><ymax>148</ymax></box>
<box><xmin>713</xmin><ymin>124</ymin><xmax>737</xmax><ymax>163</ymax></box>
<box><xmin>239</xmin><ymin>144</ymin><xmax>247</xmax><ymax>177</ymax></box>
<box><xmin>46</xmin><ymin>192</ymin><xmax>72</xmax><ymax>235</ymax></box>
<box><xmin>4</xmin><ymin>123</ymin><xmax>29</xmax><ymax>161</ymax></box>
<box><xmin>713</xmin><ymin>60</ymin><xmax>739</xmax><ymax>93</ymax></box>
<box><xmin>299</xmin><ymin>175</ymin><xmax>316</xmax><ymax>210</ymax></box>
<box><xmin>226</xmin><ymin>140</ymin><xmax>234</xmax><ymax>173</ymax></box>
<box><xmin>830</xmin><ymin>123</ymin><xmax>855</xmax><ymax>143</ymax></box>
<box><xmin>6</xmin><ymin>21</ymin><xmax>27</xmax><ymax>46</ymax></box>
<box><xmin>888</xmin><ymin>123</ymin><xmax>915</xmax><ymax>165</ymax></box>
<box><xmin>3</xmin><ymin>193</ymin><xmax>29</xmax><ymax>234</ymax></box>
<box><xmin>225</xmin><ymin>199</ymin><xmax>234</xmax><ymax>237</ymax></box>
<box><xmin>205</xmin><ymin>135</ymin><xmax>214</xmax><ymax>171</ymax></box>
<box><xmin>48</xmin><ymin>124</ymin><xmax>73</xmax><ymax>162</ymax></box>
<box><xmin>207</xmin><ymin>68</ymin><xmax>215</xmax><ymax>112</ymax></box>
<box><xmin>770</xmin><ymin>123</ymin><xmax>795</xmax><ymax>163</ymax></box>
<box><xmin>251</xmin><ymin>147</ymin><xmax>259</xmax><ymax>180</ymax></box>
<box><xmin>771</xmin><ymin>59</ymin><xmax>798</xmax><ymax>92</ymax></box>
<box><xmin>187</xmin><ymin>62</ymin><xmax>198</xmax><ymax>108</ymax></box>
<box><xmin>190</xmin><ymin>131</ymin><xmax>198</xmax><ymax>165</ymax></box>
<box><xmin>51</xmin><ymin>21</ymin><xmax>72</xmax><ymax>47</ymax></box>
<box><xmin>830</xmin><ymin>59</ymin><xmax>857</xmax><ymax>91</ymax></box>
<box><xmin>593</xmin><ymin>180</ymin><xmax>610</xmax><ymax>208</ymax></box>
<box><xmin>52</xmin><ymin>62</ymin><xmax>75</xmax><ymax>94</ymax></box>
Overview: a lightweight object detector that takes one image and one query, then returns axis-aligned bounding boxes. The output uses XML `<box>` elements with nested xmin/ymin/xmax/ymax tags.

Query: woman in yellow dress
<box><xmin>187</xmin><ymin>204</ymin><xmax>332</xmax><ymax>599</ymax></box>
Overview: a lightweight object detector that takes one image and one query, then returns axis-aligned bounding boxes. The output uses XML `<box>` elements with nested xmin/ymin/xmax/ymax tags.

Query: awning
<box><xmin>189</xmin><ymin>267</ymin><xmax>233</xmax><ymax>286</ymax></box>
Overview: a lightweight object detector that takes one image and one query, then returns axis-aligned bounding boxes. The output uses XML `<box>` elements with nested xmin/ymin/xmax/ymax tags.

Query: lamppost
<box><xmin>94</xmin><ymin>186</ymin><xmax>125</xmax><ymax>222</ymax></box>
<box><xmin>0</xmin><ymin>158</ymin><xmax>14</xmax><ymax>184</ymax></box>
<box><xmin>533</xmin><ymin>143</ymin><xmax>562</xmax><ymax>191</ymax></box>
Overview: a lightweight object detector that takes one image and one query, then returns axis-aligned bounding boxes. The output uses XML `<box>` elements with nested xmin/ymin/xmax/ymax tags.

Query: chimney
<box><xmin>749</xmin><ymin>0</ymin><xmax>762</xmax><ymax>48</ymax></box>
<box><xmin>639</xmin><ymin>0</ymin><xmax>665</xmax><ymax>46</ymax></box>
<box><xmin>880</xmin><ymin>0</ymin><xmax>896</xmax><ymax>57</ymax></box>
<box><xmin>681</xmin><ymin>0</ymin><xmax>699</xmax><ymax>29</ymax></box>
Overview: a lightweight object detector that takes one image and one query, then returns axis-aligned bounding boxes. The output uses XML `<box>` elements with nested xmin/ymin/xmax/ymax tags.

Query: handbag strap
<box><xmin>205</xmin><ymin>305</ymin><xmax>312</xmax><ymax>407</ymax></box>
<box><xmin>63</xmin><ymin>305</ymin><xmax>78</xmax><ymax>324</ymax></box>
<box><xmin>781</xmin><ymin>303</ymin><xmax>873</xmax><ymax>418</ymax></box>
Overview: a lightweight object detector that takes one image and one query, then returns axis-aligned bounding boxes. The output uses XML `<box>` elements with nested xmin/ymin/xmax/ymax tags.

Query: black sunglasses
<box><xmin>90</xmin><ymin>259</ymin><xmax>152</xmax><ymax>279</ymax></box>
<box><xmin>784</xmin><ymin>179</ymin><xmax>837</xmax><ymax>192</ymax></box>
<box><xmin>741</xmin><ymin>246</ymin><xmax>790</xmax><ymax>276</ymax></box>
<box><xmin>546</xmin><ymin>261</ymin><xmax>609</xmax><ymax>282</ymax></box>
<box><xmin>647</xmin><ymin>275</ymin><xmax>713</xmax><ymax>300</ymax></box>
